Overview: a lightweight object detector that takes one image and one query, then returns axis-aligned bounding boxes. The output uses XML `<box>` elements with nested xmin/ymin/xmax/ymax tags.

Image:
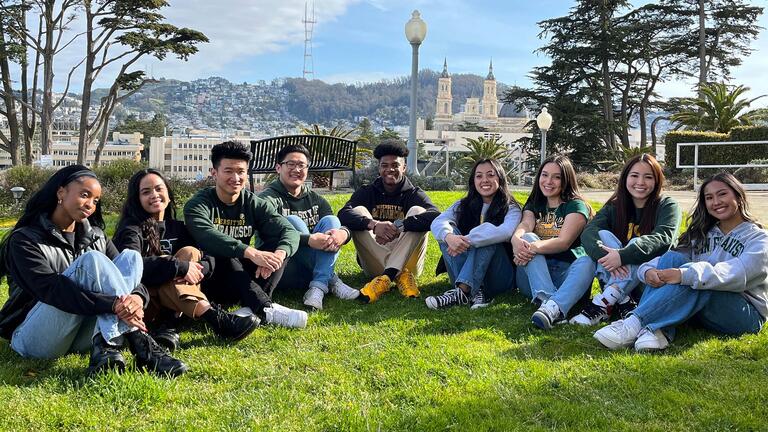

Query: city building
<box><xmin>0</xmin><ymin>121</ymin><xmax>143</xmax><ymax>168</ymax></box>
<box><xmin>148</xmin><ymin>131</ymin><xmax>263</xmax><ymax>180</ymax></box>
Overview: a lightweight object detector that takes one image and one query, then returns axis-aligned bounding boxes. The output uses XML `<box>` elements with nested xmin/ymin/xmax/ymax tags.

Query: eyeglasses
<box><xmin>280</xmin><ymin>161</ymin><xmax>309</xmax><ymax>171</ymax></box>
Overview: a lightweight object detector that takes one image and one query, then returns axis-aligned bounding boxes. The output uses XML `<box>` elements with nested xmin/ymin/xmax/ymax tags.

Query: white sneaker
<box><xmin>593</xmin><ymin>319</ymin><xmax>641</xmax><ymax>350</ymax></box>
<box><xmin>303</xmin><ymin>286</ymin><xmax>325</xmax><ymax>310</ymax></box>
<box><xmin>264</xmin><ymin>303</ymin><xmax>308</xmax><ymax>329</ymax></box>
<box><xmin>634</xmin><ymin>328</ymin><xmax>669</xmax><ymax>352</ymax></box>
<box><xmin>330</xmin><ymin>276</ymin><xmax>360</xmax><ymax>300</ymax></box>
<box><xmin>531</xmin><ymin>299</ymin><xmax>563</xmax><ymax>330</ymax></box>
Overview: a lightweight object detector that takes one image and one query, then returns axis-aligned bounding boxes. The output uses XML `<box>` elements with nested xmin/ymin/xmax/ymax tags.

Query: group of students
<box><xmin>0</xmin><ymin>139</ymin><xmax>765</xmax><ymax>378</ymax></box>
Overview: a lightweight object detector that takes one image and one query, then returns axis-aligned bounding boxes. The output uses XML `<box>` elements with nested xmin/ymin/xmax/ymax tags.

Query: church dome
<box><xmin>498</xmin><ymin>102</ymin><xmax>528</xmax><ymax>118</ymax></box>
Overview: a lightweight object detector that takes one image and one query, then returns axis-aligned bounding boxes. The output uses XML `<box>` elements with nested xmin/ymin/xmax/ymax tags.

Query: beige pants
<box><xmin>146</xmin><ymin>246</ymin><xmax>208</xmax><ymax>321</ymax></box>
<box><xmin>350</xmin><ymin>206</ymin><xmax>428</xmax><ymax>277</ymax></box>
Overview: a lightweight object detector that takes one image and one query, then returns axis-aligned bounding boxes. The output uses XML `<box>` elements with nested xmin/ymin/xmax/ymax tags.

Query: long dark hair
<box><xmin>0</xmin><ymin>164</ymin><xmax>103</xmax><ymax>276</ymax></box>
<box><xmin>609</xmin><ymin>154</ymin><xmax>664</xmax><ymax>243</ymax></box>
<box><xmin>678</xmin><ymin>172</ymin><xmax>759</xmax><ymax>253</ymax></box>
<box><xmin>116</xmin><ymin>169</ymin><xmax>177</xmax><ymax>256</ymax></box>
<box><xmin>524</xmin><ymin>154</ymin><xmax>593</xmax><ymax>217</ymax></box>
<box><xmin>456</xmin><ymin>159</ymin><xmax>519</xmax><ymax>234</ymax></box>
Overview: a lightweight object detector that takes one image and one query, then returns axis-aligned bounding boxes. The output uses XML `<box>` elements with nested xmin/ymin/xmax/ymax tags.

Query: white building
<box><xmin>148</xmin><ymin>131</ymin><xmax>263</xmax><ymax>180</ymax></box>
<box><xmin>0</xmin><ymin>126</ymin><xmax>143</xmax><ymax>168</ymax></box>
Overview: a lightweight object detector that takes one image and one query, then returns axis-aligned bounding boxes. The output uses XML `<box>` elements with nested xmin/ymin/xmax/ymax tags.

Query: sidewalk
<box><xmin>580</xmin><ymin>189</ymin><xmax>768</xmax><ymax>221</ymax></box>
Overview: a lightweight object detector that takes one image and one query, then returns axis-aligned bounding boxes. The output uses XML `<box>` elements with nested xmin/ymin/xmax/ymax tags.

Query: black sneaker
<box><xmin>470</xmin><ymin>289</ymin><xmax>492</xmax><ymax>310</ymax></box>
<box><xmin>150</xmin><ymin>325</ymin><xmax>180</xmax><ymax>352</ymax></box>
<box><xmin>87</xmin><ymin>334</ymin><xmax>125</xmax><ymax>376</ymax></box>
<box><xmin>202</xmin><ymin>303</ymin><xmax>260</xmax><ymax>341</ymax></box>
<box><xmin>125</xmin><ymin>331</ymin><xmax>188</xmax><ymax>377</ymax></box>
<box><xmin>614</xmin><ymin>298</ymin><xmax>638</xmax><ymax>320</ymax></box>
<box><xmin>569</xmin><ymin>302</ymin><xmax>610</xmax><ymax>326</ymax></box>
<box><xmin>425</xmin><ymin>288</ymin><xmax>469</xmax><ymax>310</ymax></box>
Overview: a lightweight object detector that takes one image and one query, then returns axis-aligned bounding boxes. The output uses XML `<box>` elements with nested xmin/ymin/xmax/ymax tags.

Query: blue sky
<box><xmin>49</xmin><ymin>0</ymin><xmax>768</xmax><ymax>105</ymax></box>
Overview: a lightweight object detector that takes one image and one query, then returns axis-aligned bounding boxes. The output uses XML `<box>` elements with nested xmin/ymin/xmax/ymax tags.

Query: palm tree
<box><xmin>670</xmin><ymin>83</ymin><xmax>765</xmax><ymax>133</ymax></box>
<box><xmin>457</xmin><ymin>136</ymin><xmax>509</xmax><ymax>176</ymax></box>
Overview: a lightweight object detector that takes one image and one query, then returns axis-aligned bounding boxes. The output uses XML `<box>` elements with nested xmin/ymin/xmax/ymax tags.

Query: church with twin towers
<box><xmin>417</xmin><ymin>58</ymin><xmax>533</xmax><ymax>175</ymax></box>
<box><xmin>429</xmin><ymin>59</ymin><xmax>530</xmax><ymax>133</ymax></box>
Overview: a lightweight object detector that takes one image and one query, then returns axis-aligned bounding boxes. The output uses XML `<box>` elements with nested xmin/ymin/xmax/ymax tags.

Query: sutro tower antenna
<box><xmin>302</xmin><ymin>1</ymin><xmax>316</xmax><ymax>80</ymax></box>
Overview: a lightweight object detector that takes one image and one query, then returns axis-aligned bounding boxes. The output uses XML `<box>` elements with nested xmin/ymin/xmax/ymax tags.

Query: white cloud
<box><xmin>143</xmin><ymin>0</ymin><xmax>361</xmax><ymax>81</ymax></box>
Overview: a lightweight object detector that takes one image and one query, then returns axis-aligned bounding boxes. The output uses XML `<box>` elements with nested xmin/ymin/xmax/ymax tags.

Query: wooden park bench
<box><xmin>248</xmin><ymin>134</ymin><xmax>357</xmax><ymax>191</ymax></box>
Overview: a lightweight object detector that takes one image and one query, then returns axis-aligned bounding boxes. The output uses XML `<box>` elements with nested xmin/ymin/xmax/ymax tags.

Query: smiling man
<box><xmin>184</xmin><ymin>141</ymin><xmax>308</xmax><ymax>328</ymax></box>
<box><xmin>338</xmin><ymin>140</ymin><xmax>440</xmax><ymax>303</ymax></box>
<box><xmin>260</xmin><ymin>144</ymin><xmax>360</xmax><ymax>310</ymax></box>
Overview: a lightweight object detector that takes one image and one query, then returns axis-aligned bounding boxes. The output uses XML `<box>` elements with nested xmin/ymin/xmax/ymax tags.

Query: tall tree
<box><xmin>77</xmin><ymin>0</ymin><xmax>207</xmax><ymax>165</ymax></box>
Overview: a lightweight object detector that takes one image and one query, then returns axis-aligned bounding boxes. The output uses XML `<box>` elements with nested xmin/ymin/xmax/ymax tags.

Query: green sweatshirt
<box><xmin>259</xmin><ymin>180</ymin><xmax>336</xmax><ymax>246</ymax></box>
<box><xmin>580</xmin><ymin>195</ymin><xmax>681</xmax><ymax>265</ymax></box>
<box><xmin>184</xmin><ymin>187</ymin><xmax>299</xmax><ymax>258</ymax></box>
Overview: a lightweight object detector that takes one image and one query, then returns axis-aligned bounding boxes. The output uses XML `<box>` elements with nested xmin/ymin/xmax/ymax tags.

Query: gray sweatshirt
<box><xmin>638</xmin><ymin>221</ymin><xmax>768</xmax><ymax>318</ymax></box>
<box><xmin>431</xmin><ymin>201</ymin><xmax>522</xmax><ymax>247</ymax></box>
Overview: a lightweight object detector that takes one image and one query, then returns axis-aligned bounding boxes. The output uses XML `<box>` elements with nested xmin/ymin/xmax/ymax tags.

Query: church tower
<box><xmin>435</xmin><ymin>58</ymin><xmax>452</xmax><ymax>124</ymax></box>
<box><xmin>482</xmin><ymin>59</ymin><xmax>498</xmax><ymax>119</ymax></box>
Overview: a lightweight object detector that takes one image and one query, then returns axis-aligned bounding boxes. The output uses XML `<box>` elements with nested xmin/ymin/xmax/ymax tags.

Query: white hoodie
<box><xmin>431</xmin><ymin>201</ymin><xmax>522</xmax><ymax>247</ymax></box>
<box><xmin>638</xmin><ymin>221</ymin><xmax>768</xmax><ymax>318</ymax></box>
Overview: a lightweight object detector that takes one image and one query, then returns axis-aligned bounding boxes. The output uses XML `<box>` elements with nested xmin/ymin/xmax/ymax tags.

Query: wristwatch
<box><xmin>393</xmin><ymin>219</ymin><xmax>404</xmax><ymax>231</ymax></box>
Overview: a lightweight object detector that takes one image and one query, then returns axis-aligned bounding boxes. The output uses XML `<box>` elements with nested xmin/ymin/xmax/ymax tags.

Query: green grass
<box><xmin>0</xmin><ymin>192</ymin><xmax>764</xmax><ymax>431</ymax></box>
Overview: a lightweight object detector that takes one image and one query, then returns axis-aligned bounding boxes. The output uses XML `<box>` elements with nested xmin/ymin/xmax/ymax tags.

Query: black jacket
<box><xmin>113</xmin><ymin>219</ymin><xmax>214</xmax><ymax>286</ymax></box>
<box><xmin>338</xmin><ymin>177</ymin><xmax>440</xmax><ymax>232</ymax></box>
<box><xmin>0</xmin><ymin>215</ymin><xmax>149</xmax><ymax>340</ymax></box>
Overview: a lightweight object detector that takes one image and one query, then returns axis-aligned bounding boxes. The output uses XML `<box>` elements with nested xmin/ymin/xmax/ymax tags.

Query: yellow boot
<box><xmin>360</xmin><ymin>275</ymin><xmax>392</xmax><ymax>303</ymax></box>
<box><xmin>396</xmin><ymin>269</ymin><xmax>420</xmax><ymax>298</ymax></box>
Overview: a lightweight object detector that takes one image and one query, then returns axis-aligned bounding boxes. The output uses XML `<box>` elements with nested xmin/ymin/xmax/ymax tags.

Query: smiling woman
<box><xmin>427</xmin><ymin>158</ymin><xmax>521</xmax><ymax>310</ymax></box>
<box><xmin>0</xmin><ymin>165</ymin><xmax>188</xmax><ymax>377</ymax></box>
<box><xmin>570</xmin><ymin>154</ymin><xmax>682</xmax><ymax>327</ymax></box>
<box><xmin>595</xmin><ymin>172</ymin><xmax>768</xmax><ymax>352</ymax></box>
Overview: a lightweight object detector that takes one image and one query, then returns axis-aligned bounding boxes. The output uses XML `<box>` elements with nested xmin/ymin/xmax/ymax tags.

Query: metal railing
<box><xmin>676</xmin><ymin>140</ymin><xmax>768</xmax><ymax>190</ymax></box>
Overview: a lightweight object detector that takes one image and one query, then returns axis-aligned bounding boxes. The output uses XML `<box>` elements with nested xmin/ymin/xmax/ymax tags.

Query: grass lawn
<box><xmin>0</xmin><ymin>191</ymin><xmax>766</xmax><ymax>431</ymax></box>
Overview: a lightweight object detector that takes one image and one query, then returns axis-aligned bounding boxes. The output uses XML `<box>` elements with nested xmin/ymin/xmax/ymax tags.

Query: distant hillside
<box><xmin>106</xmin><ymin>71</ymin><xmax>509</xmax><ymax>129</ymax></box>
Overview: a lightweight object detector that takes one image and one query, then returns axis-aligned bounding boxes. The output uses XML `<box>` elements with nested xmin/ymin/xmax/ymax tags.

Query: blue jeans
<box><xmin>593</xmin><ymin>230</ymin><xmax>642</xmax><ymax>298</ymax></box>
<box><xmin>10</xmin><ymin>250</ymin><xmax>142</xmax><ymax>359</ymax></box>
<box><xmin>516</xmin><ymin>233</ymin><xmax>596</xmax><ymax>315</ymax></box>
<box><xmin>286</xmin><ymin>215</ymin><xmax>341</xmax><ymax>291</ymax></box>
<box><xmin>633</xmin><ymin>250</ymin><xmax>765</xmax><ymax>338</ymax></box>
<box><xmin>439</xmin><ymin>228</ymin><xmax>515</xmax><ymax>298</ymax></box>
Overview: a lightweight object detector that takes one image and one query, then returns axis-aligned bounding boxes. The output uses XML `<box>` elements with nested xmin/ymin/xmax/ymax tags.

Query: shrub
<box><xmin>0</xmin><ymin>165</ymin><xmax>57</xmax><ymax>207</ymax></box>
<box><xmin>664</xmin><ymin>128</ymin><xmax>768</xmax><ymax>176</ymax></box>
<box><xmin>577</xmin><ymin>172</ymin><xmax>619</xmax><ymax>190</ymax></box>
<box><xmin>409</xmin><ymin>174</ymin><xmax>455</xmax><ymax>191</ymax></box>
<box><xmin>92</xmin><ymin>159</ymin><xmax>147</xmax><ymax>185</ymax></box>
<box><xmin>734</xmin><ymin>159</ymin><xmax>768</xmax><ymax>184</ymax></box>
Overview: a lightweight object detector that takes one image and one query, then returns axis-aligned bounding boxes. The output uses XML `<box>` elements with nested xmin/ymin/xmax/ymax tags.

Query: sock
<box><xmin>383</xmin><ymin>268</ymin><xmax>398</xmax><ymax>280</ymax></box>
<box><xmin>601</xmin><ymin>285</ymin><xmax>623</xmax><ymax>306</ymax></box>
<box><xmin>624</xmin><ymin>314</ymin><xmax>642</xmax><ymax>337</ymax></box>
<box><xmin>618</xmin><ymin>295</ymin><xmax>631</xmax><ymax>305</ymax></box>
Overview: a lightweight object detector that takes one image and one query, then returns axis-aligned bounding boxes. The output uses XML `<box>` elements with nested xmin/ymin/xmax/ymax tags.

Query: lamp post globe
<box><xmin>10</xmin><ymin>186</ymin><xmax>25</xmax><ymax>205</ymax></box>
<box><xmin>536</xmin><ymin>107</ymin><xmax>553</xmax><ymax>166</ymax></box>
<box><xmin>405</xmin><ymin>10</ymin><xmax>427</xmax><ymax>175</ymax></box>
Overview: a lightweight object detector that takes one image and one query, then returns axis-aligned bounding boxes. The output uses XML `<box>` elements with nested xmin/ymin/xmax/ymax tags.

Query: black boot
<box><xmin>150</xmin><ymin>324</ymin><xmax>180</xmax><ymax>352</ymax></box>
<box><xmin>202</xmin><ymin>303</ymin><xmax>260</xmax><ymax>341</ymax></box>
<box><xmin>124</xmin><ymin>331</ymin><xmax>188</xmax><ymax>377</ymax></box>
<box><xmin>87</xmin><ymin>334</ymin><xmax>125</xmax><ymax>376</ymax></box>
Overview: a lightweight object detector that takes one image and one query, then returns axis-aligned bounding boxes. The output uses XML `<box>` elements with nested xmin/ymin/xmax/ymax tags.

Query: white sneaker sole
<box><xmin>593</xmin><ymin>330</ymin><xmax>634</xmax><ymax>350</ymax></box>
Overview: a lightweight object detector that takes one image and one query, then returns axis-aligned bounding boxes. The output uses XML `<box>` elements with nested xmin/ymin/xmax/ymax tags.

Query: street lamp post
<box><xmin>10</xmin><ymin>186</ymin><xmax>25</xmax><ymax>206</ymax></box>
<box><xmin>536</xmin><ymin>107</ymin><xmax>553</xmax><ymax>166</ymax></box>
<box><xmin>405</xmin><ymin>10</ymin><xmax>427</xmax><ymax>175</ymax></box>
